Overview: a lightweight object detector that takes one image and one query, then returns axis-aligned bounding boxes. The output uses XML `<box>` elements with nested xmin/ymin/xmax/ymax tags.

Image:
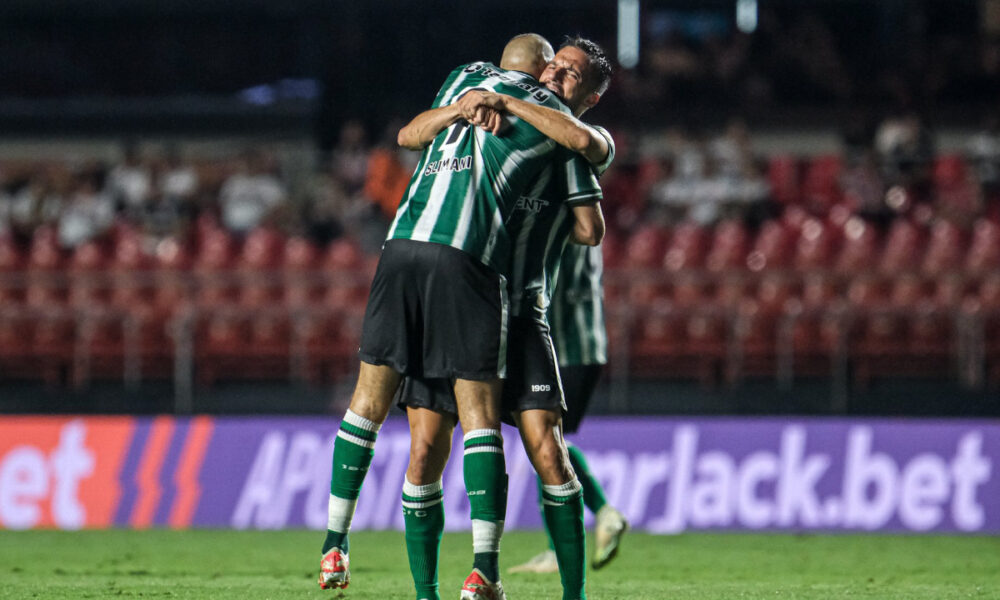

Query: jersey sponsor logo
<box><xmin>462</xmin><ymin>63</ymin><xmax>551</xmax><ymax>102</ymax></box>
<box><xmin>423</xmin><ymin>155</ymin><xmax>473</xmax><ymax>176</ymax></box>
<box><xmin>514</xmin><ymin>195</ymin><xmax>550</xmax><ymax>214</ymax></box>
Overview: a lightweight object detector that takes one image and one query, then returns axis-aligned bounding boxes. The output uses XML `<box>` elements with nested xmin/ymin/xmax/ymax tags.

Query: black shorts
<box><xmin>558</xmin><ymin>363</ymin><xmax>603</xmax><ymax>434</ymax></box>
<box><xmin>359</xmin><ymin>239</ymin><xmax>508</xmax><ymax>380</ymax></box>
<box><xmin>397</xmin><ymin>313</ymin><xmax>565</xmax><ymax>424</ymax></box>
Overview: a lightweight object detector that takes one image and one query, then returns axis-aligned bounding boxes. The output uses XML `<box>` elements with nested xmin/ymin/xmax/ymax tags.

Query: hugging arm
<box><xmin>456</xmin><ymin>90</ymin><xmax>610</xmax><ymax>166</ymax></box>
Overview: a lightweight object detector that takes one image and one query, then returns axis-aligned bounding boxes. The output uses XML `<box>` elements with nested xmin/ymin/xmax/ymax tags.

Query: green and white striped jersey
<box><xmin>545</xmin><ymin>126</ymin><xmax>615</xmax><ymax>367</ymax></box>
<box><xmin>549</xmin><ymin>244</ymin><xmax>607</xmax><ymax>366</ymax></box>
<box><xmin>506</xmin><ymin>146</ymin><xmax>602</xmax><ymax>318</ymax></box>
<box><xmin>387</xmin><ymin>62</ymin><xmax>572</xmax><ymax>277</ymax></box>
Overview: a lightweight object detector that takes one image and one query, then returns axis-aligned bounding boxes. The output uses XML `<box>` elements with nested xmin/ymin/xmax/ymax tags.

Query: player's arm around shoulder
<box><xmin>397</xmin><ymin>62</ymin><xmax>488</xmax><ymax>150</ymax></box>
<box><xmin>494</xmin><ymin>95</ymin><xmax>611</xmax><ymax>166</ymax></box>
<box><xmin>397</xmin><ymin>104</ymin><xmax>464</xmax><ymax>150</ymax></box>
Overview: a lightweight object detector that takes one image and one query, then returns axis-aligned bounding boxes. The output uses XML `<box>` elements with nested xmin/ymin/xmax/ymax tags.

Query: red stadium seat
<box><xmin>932</xmin><ymin>154</ymin><xmax>967</xmax><ymax>190</ymax></box>
<box><xmin>0</xmin><ymin>236</ymin><xmax>26</xmax><ymax>304</ymax></box>
<box><xmin>794</xmin><ymin>217</ymin><xmax>841</xmax><ymax>270</ymax></box>
<box><xmin>801</xmin><ymin>272</ymin><xmax>839</xmax><ymax>308</ymax></box>
<box><xmin>746</xmin><ymin>220</ymin><xmax>794</xmax><ymax>272</ymax></box>
<box><xmin>879</xmin><ymin>218</ymin><xmax>926</xmax><ymax>274</ymax></box>
<box><xmin>973</xmin><ymin>274</ymin><xmax>1000</xmax><ymax>384</ymax></box>
<box><xmin>662</xmin><ymin>222</ymin><xmax>708</xmax><ymax>272</ymax></box>
<box><xmin>0</xmin><ymin>235</ymin><xmax>25</xmax><ymax>272</ymax></box>
<box><xmin>69</xmin><ymin>241</ymin><xmax>112</xmax><ymax>307</ymax></box>
<box><xmin>627</xmin><ymin>275</ymin><xmax>670</xmax><ymax>308</ymax></box>
<box><xmin>766</xmin><ymin>155</ymin><xmax>800</xmax><ymax>205</ymax></box>
<box><xmin>728</xmin><ymin>298</ymin><xmax>781</xmax><ymax>382</ymax></box>
<box><xmin>801</xmin><ymin>154</ymin><xmax>844</xmax><ymax>213</ymax></box>
<box><xmin>324</xmin><ymin>237</ymin><xmax>365</xmax><ymax>272</ymax></box>
<box><xmin>921</xmin><ymin>219</ymin><xmax>966</xmax><ymax>276</ymax></box>
<box><xmin>628</xmin><ymin>303</ymin><xmax>725</xmax><ymax>385</ymax></box>
<box><xmin>284</xmin><ymin>236</ymin><xmax>321</xmax><ymax>270</ymax></box>
<box><xmin>889</xmin><ymin>274</ymin><xmax>931</xmax><ymax>307</ymax></box>
<box><xmin>623</xmin><ymin>225</ymin><xmax>669</xmax><ymax>269</ymax></box>
<box><xmin>599</xmin><ymin>231</ymin><xmax>624</xmax><ymax>269</ymax></box>
<box><xmin>28</xmin><ymin>226</ymin><xmax>65</xmax><ymax>271</ymax></box>
<box><xmin>282</xmin><ymin>237</ymin><xmax>324</xmax><ymax>308</ymax></box>
<box><xmin>705</xmin><ymin>219</ymin><xmax>750</xmax><ymax>272</ymax></box>
<box><xmin>848</xmin><ymin>272</ymin><xmax>956</xmax><ymax>385</ymax></box>
<box><xmin>711</xmin><ymin>274</ymin><xmax>748</xmax><ymax>309</ymax></box>
<box><xmin>239</xmin><ymin>226</ymin><xmax>283</xmax><ymax>270</ymax></box>
<box><xmin>0</xmin><ymin>306</ymin><xmax>73</xmax><ymax>384</ymax></box>
<box><xmin>674</xmin><ymin>273</ymin><xmax>714</xmax><ymax>308</ymax></box>
<box><xmin>195</xmin><ymin>228</ymin><xmax>237</xmax><ymax>272</ymax></box>
<box><xmin>965</xmin><ymin>218</ymin><xmax>1000</xmax><ymax>273</ymax></box>
<box><xmin>834</xmin><ymin>217</ymin><xmax>880</xmax><ymax>273</ymax></box>
<box><xmin>784</xmin><ymin>295</ymin><xmax>848</xmax><ymax>381</ymax></box>
<box><xmin>299</xmin><ymin>306</ymin><xmax>365</xmax><ymax>383</ymax></box>
<box><xmin>194</xmin><ymin>307</ymin><xmax>294</xmax><ymax>384</ymax></box>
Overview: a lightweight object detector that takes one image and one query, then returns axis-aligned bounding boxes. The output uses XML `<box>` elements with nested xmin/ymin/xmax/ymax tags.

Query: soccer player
<box><xmin>398</xmin><ymin>37</ymin><xmax>614</xmax><ymax>600</ymax></box>
<box><xmin>318</xmin><ymin>34</ymin><xmax>600</xmax><ymax>598</ymax></box>
<box><xmin>508</xmin><ymin>243</ymin><xmax>629</xmax><ymax>575</ymax></box>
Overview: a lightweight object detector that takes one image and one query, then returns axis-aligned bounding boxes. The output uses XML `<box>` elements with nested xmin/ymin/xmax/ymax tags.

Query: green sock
<box><xmin>463</xmin><ymin>428</ymin><xmax>507</xmax><ymax>583</ymax></box>
<box><xmin>323</xmin><ymin>409</ymin><xmax>380</xmax><ymax>555</ymax></box>
<box><xmin>567</xmin><ymin>443</ymin><xmax>607</xmax><ymax>514</ymax></box>
<box><xmin>403</xmin><ymin>478</ymin><xmax>444</xmax><ymax>600</ymax></box>
<box><xmin>535</xmin><ymin>477</ymin><xmax>556</xmax><ymax>551</ymax></box>
<box><xmin>543</xmin><ymin>479</ymin><xmax>586</xmax><ymax>600</ymax></box>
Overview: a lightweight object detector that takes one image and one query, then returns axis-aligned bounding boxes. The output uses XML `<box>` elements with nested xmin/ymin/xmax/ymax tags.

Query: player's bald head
<box><xmin>500</xmin><ymin>33</ymin><xmax>554</xmax><ymax>79</ymax></box>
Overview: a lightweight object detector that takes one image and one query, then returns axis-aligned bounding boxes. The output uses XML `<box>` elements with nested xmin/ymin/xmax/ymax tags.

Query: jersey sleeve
<box><xmin>561</xmin><ymin>149</ymin><xmax>603</xmax><ymax>206</ymax></box>
<box><xmin>590</xmin><ymin>125</ymin><xmax>616</xmax><ymax>177</ymax></box>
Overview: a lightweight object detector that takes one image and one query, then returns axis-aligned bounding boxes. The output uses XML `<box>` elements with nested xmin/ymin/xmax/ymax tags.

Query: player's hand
<box><xmin>455</xmin><ymin>90</ymin><xmax>507</xmax><ymax>122</ymax></box>
<box><xmin>472</xmin><ymin>107</ymin><xmax>503</xmax><ymax>135</ymax></box>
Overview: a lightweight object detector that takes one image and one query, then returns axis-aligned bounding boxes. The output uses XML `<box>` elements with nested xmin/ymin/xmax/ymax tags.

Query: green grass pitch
<box><xmin>1</xmin><ymin>529</ymin><xmax>998</xmax><ymax>599</ymax></box>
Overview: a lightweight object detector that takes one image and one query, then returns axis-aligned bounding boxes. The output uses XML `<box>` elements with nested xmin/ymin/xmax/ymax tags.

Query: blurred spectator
<box><xmin>874</xmin><ymin>111</ymin><xmax>935</xmax><ymax>205</ymax></box>
<box><xmin>145</xmin><ymin>145</ymin><xmax>199</xmax><ymax>238</ymax></box>
<box><xmin>709</xmin><ymin>119</ymin><xmax>755</xmax><ymax>178</ymax></box>
<box><xmin>58</xmin><ymin>167</ymin><xmax>114</xmax><ymax>249</ymax></box>
<box><xmin>3</xmin><ymin>166</ymin><xmax>66</xmax><ymax>242</ymax></box>
<box><xmin>648</xmin><ymin>127</ymin><xmax>769</xmax><ymax>225</ymax></box>
<box><xmin>105</xmin><ymin>141</ymin><xmax>152</xmax><ymax>219</ymax></box>
<box><xmin>157</xmin><ymin>145</ymin><xmax>199</xmax><ymax>206</ymax></box>
<box><xmin>840</xmin><ymin>149</ymin><xmax>889</xmax><ymax>227</ymax></box>
<box><xmin>218</xmin><ymin>148</ymin><xmax>287</xmax><ymax>235</ymax></box>
<box><xmin>363</xmin><ymin>121</ymin><xmax>418</xmax><ymax>221</ymax></box>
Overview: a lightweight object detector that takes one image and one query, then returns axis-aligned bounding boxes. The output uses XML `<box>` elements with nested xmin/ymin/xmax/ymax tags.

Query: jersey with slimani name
<box><xmin>387</xmin><ymin>62</ymin><xmax>573</xmax><ymax>277</ymax></box>
<box><xmin>545</xmin><ymin>126</ymin><xmax>615</xmax><ymax>366</ymax></box>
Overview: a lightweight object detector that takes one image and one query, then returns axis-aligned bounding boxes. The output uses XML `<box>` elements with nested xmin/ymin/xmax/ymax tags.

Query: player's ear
<box><xmin>583</xmin><ymin>91</ymin><xmax>601</xmax><ymax>109</ymax></box>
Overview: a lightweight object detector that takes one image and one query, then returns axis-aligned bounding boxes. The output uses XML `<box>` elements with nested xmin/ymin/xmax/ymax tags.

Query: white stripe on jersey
<box><xmin>480</xmin><ymin>205</ymin><xmax>504</xmax><ymax>267</ymax></box>
<box><xmin>565</xmin><ymin>153</ymin><xmax>585</xmax><ymax>198</ymax></box>
<box><xmin>450</xmin><ymin>127</ymin><xmax>487</xmax><ymax>248</ymax></box>
<box><xmin>410</xmin><ymin>161</ymin><xmax>457</xmax><ymax>242</ymax></box>
<box><xmin>492</xmin><ymin>138</ymin><xmax>557</xmax><ymax>208</ymax></box>
<box><xmin>588</xmin><ymin>249</ymin><xmax>608</xmax><ymax>364</ymax></box>
<box><xmin>388</xmin><ymin>66</ymin><xmax>477</xmax><ymax>241</ymax></box>
<box><xmin>387</xmin><ymin>158</ymin><xmax>425</xmax><ymax>240</ymax></box>
<box><xmin>539</xmin><ymin>207</ymin><xmax>571</xmax><ymax>312</ymax></box>
<box><xmin>497</xmin><ymin>273</ymin><xmax>508</xmax><ymax>378</ymax></box>
<box><xmin>570</xmin><ymin>249</ymin><xmax>594</xmax><ymax>364</ymax></box>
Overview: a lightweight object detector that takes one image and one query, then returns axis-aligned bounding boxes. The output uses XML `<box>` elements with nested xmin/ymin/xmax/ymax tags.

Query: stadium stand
<box><xmin>1</xmin><ymin>140</ymin><xmax>999</xmax><ymax>405</ymax></box>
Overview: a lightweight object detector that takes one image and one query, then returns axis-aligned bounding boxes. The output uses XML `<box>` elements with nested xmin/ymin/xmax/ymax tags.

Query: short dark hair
<box><xmin>560</xmin><ymin>36</ymin><xmax>613</xmax><ymax>95</ymax></box>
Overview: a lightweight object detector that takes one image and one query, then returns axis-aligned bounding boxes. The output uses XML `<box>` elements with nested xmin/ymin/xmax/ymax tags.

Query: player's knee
<box><xmin>407</xmin><ymin>443</ymin><xmax>435</xmax><ymax>483</ymax></box>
